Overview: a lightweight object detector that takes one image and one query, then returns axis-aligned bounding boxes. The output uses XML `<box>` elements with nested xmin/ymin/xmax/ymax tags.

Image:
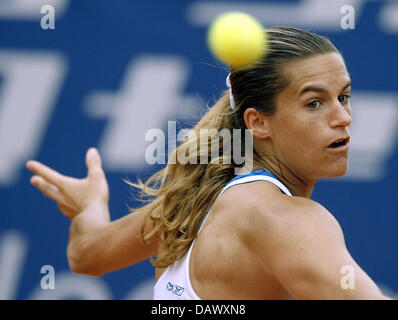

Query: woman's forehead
<box><xmin>282</xmin><ymin>53</ymin><xmax>350</xmax><ymax>95</ymax></box>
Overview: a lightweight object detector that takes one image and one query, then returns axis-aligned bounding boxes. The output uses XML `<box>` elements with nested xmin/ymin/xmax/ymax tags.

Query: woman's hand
<box><xmin>26</xmin><ymin>147</ymin><xmax>110</xmax><ymax>222</ymax></box>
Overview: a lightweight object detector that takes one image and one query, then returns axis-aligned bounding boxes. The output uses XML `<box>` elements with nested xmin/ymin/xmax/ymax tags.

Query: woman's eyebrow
<box><xmin>342</xmin><ymin>81</ymin><xmax>352</xmax><ymax>91</ymax></box>
<box><xmin>298</xmin><ymin>81</ymin><xmax>352</xmax><ymax>97</ymax></box>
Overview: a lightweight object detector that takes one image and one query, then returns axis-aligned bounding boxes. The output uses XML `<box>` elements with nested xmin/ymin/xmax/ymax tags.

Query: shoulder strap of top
<box><xmin>219</xmin><ymin>170</ymin><xmax>293</xmax><ymax>197</ymax></box>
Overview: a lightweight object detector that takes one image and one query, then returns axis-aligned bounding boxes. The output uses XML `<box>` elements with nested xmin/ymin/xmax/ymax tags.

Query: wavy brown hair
<box><xmin>127</xmin><ymin>26</ymin><xmax>340</xmax><ymax>268</ymax></box>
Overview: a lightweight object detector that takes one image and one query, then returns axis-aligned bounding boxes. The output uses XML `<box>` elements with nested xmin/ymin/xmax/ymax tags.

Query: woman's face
<box><xmin>269</xmin><ymin>53</ymin><xmax>352</xmax><ymax>182</ymax></box>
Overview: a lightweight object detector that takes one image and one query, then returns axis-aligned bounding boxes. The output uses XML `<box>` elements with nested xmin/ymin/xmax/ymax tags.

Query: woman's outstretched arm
<box><xmin>26</xmin><ymin>147</ymin><xmax>158</xmax><ymax>277</ymax></box>
<box><xmin>67</xmin><ymin>205</ymin><xmax>157</xmax><ymax>276</ymax></box>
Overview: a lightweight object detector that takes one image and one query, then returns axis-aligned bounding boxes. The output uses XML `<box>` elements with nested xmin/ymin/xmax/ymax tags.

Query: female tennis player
<box><xmin>26</xmin><ymin>26</ymin><xmax>391</xmax><ymax>299</ymax></box>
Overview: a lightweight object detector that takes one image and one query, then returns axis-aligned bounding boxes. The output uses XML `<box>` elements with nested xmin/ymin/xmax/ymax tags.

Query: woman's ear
<box><xmin>243</xmin><ymin>108</ymin><xmax>271</xmax><ymax>139</ymax></box>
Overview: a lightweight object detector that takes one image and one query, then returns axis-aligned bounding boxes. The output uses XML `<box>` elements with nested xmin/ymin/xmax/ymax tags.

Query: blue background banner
<box><xmin>1</xmin><ymin>0</ymin><xmax>397</xmax><ymax>299</ymax></box>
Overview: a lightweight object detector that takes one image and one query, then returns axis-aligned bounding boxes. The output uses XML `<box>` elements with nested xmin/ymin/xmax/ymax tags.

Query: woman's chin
<box><xmin>323</xmin><ymin>163</ymin><xmax>349</xmax><ymax>178</ymax></box>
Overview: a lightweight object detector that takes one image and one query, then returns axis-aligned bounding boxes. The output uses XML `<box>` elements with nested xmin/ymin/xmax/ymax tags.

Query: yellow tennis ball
<box><xmin>207</xmin><ymin>12</ymin><xmax>267</xmax><ymax>68</ymax></box>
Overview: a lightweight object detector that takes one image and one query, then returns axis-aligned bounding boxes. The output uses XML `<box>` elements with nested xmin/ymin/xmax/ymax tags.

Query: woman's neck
<box><xmin>248</xmin><ymin>159</ymin><xmax>317</xmax><ymax>198</ymax></box>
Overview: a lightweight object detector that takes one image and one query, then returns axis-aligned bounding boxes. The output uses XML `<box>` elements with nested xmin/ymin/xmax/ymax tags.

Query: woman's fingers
<box><xmin>31</xmin><ymin>175</ymin><xmax>79</xmax><ymax>216</ymax></box>
<box><xmin>30</xmin><ymin>175</ymin><xmax>63</xmax><ymax>204</ymax></box>
<box><xmin>26</xmin><ymin>160</ymin><xmax>65</xmax><ymax>189</ymax></box>
<box><xmin>26</xmin><ymin>149</ymin><xmax>109</xmax><ymax>213</ymax></box>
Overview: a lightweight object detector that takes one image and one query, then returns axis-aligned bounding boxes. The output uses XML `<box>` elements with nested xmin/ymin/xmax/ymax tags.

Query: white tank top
<box><xmin>153</xmin><ymin>170</ymin><xmax>293</xmax><ymax>300</ymax></box>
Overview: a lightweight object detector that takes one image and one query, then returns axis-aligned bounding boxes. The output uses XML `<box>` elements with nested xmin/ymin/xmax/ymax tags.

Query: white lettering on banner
<box><xmin>0</xmin><ymin>0</ymin><xmax>69</xmax><ymax>20</ymax></box>
<box><xmin>0</xmin><ymin>51</ymin><xmax>67</xmax><ymax>185</ymax></box>
<box><xmin>84</xmin><ymin>56</ymin><xmax>203</xmax><ymax>171</ymax></box>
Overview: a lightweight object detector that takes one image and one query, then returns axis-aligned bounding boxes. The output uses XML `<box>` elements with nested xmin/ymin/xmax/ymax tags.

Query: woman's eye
<box><xmin>338</xmin><ymin>94</ymin><xmax>351</xmax><ymax>104</ymax></box>
<box><xmin>306</xmin><ymin>100</ymin><xmax>321</xmax><ymax>109</ymax></box>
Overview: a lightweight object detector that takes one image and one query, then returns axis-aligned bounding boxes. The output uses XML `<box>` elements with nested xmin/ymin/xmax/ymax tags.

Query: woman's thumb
<box><xmin>86</xmin><ymin>147</ymin><xmax>103</xmax><ymax>176</ymax></box>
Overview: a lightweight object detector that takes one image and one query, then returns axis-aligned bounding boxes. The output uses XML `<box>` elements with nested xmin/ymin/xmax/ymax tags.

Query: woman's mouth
<box><xmin>327</xmin><ymin>136</ymin><xmax>350</xmax><ymax>151</ymax></box>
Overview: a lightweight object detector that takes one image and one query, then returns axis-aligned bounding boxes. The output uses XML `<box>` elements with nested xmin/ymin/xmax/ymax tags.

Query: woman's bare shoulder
<box><xmin>214</xmin><ymin>179</ymin><xmax>320</xmax><ymax>215</ymax></box>
<box><xmin>213</xmin><ymin>179</ymin><xmax>343</xmax><ymax>242</ymax></box>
